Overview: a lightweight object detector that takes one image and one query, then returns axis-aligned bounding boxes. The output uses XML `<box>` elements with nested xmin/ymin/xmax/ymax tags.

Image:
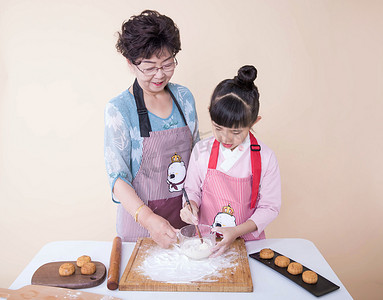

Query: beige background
<box><xmin>1</xmin><ymin>0</ymin><xmax>382</xmax><ymax>298</ymax></box>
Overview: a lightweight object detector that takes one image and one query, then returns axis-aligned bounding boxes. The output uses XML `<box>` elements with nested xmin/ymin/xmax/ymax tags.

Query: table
<box><xmin>10</xmin><ymin>239</ymin><xmax>353</xmax><ymax>299</ymax></box>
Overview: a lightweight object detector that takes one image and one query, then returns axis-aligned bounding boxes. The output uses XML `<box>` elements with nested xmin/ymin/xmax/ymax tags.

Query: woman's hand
<box><xmin>139</xmin><ymin>207</ymin><xmax>178</xmax><ymax>248</ymax></box>
<box><xmin>209</xmin><ymin>226</ymin><xmax>239</xmax><ymax>257</ymax></box>
<box><xmin>113</xmin><ymin>179</ymin><xmax>180</xmax><ymax>248</ymax></box>
<box><xmin>180</xmin><ymin>200</ymin><xmax>199</xmax><ymax>225</ymax></box>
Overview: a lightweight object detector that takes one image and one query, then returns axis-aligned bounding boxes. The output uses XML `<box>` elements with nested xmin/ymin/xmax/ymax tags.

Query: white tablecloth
<box><xmin>10</xmin><ymin>238</ymin><xmax>353</xmax><ymax>299</ymax></box>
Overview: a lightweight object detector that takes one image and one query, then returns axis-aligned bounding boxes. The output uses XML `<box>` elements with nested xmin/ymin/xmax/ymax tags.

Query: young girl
<box><xmin>180</xmin><ymin>65</ymin><xmax>281</xmax><ymax>257</ymax></box>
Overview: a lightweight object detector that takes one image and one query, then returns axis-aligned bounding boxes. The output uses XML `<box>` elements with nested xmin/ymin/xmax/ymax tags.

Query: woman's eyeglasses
<box><xmin>135</xmin><ymin>58</ymin><xmax>178</xmax><ymax>76</ymax></box>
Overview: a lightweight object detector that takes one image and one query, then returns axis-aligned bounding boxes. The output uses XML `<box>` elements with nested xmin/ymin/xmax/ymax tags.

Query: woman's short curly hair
<box><xmin>116</xmin><ymin>10</ymin><xmax>181</xmax><ymax>64</ymax></box>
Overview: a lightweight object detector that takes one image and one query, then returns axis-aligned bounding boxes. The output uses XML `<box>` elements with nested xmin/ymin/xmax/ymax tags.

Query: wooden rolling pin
<box><xmin>107</xmin><ymin>236</ymin><xmax>122</xmax><ymax>290</ymax></box>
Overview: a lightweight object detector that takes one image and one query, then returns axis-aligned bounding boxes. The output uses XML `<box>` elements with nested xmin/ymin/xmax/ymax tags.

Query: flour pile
<box><xmin>139</xmin><ymin>245</ymin><xmax>238</xmax><ymax>283</ymax></box>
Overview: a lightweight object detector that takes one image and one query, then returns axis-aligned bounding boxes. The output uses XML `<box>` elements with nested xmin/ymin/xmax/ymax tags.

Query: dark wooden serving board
<box><xmin>119</xmin><ymin>237</ymin><xmax>253</xmax><ymax>292</ymax></box>
<box><xmin>31</xmin><ymin>261</ymin><xmax>106</xmax><ymax>289</ymax></box>
<box><xmin>249</xmin><ymin>250</ymin><xmax>340</xmax><ymax>297</ymax></box>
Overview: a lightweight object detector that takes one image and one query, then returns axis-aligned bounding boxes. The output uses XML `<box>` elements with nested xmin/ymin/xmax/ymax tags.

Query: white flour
<box><xmin>138</xmin><ymin>244</ymin><xmax>238</xmax><ymax>283</ymax></box>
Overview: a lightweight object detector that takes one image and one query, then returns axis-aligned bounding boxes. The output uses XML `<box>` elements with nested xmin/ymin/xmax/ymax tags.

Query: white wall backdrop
<box><xmin>1</xmin><ymin>1</ymin><xmax>383</xmax><ymax>299</ymax></box>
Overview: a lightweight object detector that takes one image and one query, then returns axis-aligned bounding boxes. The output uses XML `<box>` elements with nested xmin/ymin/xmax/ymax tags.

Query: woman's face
<box><xmin>211</xmin><ymin>121</ymin><xmax>251</xmax><ymax>151</ymax></box>
<box><xmin>129</xmin><ymin>49</ymin><xmax>176</xmax><ymax>95</ymax></box>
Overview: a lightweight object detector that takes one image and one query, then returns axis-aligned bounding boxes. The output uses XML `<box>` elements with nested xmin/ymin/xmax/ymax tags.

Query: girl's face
<box><xmin>211</xmin><ymin>116</ymin><xmax>261</xmax><ymax>151</ymax></box>
<box><xmin>128</xmin><ymin>49</ymin><xmax>176</xmax><ymax>95</ymax></box>
<box><xmin>211</xmin><ymin>121</ymin><xmax>252</xmax><ymax>151</ymax></box>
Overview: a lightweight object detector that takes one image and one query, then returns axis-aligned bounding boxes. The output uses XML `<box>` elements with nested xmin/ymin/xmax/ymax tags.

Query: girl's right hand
<box><xmin>180</xmin><ymin>200</ymin><xmax>199</xmax><ymax>225</ymax></box>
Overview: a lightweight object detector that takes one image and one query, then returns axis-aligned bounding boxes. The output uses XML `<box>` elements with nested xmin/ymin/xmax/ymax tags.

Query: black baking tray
<box><xmin>249</xmin><ymin>250</ymin><xmax>340</xmax><ymax>297</ymax></box>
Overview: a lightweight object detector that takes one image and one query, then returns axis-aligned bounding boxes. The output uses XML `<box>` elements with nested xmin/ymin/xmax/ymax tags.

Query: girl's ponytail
<box><xmin>234</xmin><ymin>65</ymin><xmax>257</xmax><ymax>90</ymax></box>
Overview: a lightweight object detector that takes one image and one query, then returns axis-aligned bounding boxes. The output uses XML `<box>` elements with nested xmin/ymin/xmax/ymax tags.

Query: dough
<box><xmin>59</xmin><ymin>263</ymin><xmax>75</xmax><ymax>276</ymax></box>
<box><xmin>77</xmin><ymin>255</ymin><xmax>91</xmax><ymax>267</ymax></box>
<box><xmin>259</xmin><ymin>248</ymin><xmax>274</xmax><ymax>259</ymax></box>
<box><xmin>302</xmin><ymin>270</ymin><xmax>318</xmax><ymax>284</ymax></box>
<box><xmin>81</xmin><ymin>262</ymin><xmax>96</xmax><ymax>275</ymax></box>
<box><xmin>287</xmin><ymin>262</ymin><xmax>303</xmax><ymax>275</ymax></box>
<box><xmin>180</xmin><ymin>238</ymin><xmax>214</xmax><ymax>260</ymax></box>
<box><xmin>274</xmin><ymin>255</ymin><xmax>290</xmax><ymax>267</ymax></box>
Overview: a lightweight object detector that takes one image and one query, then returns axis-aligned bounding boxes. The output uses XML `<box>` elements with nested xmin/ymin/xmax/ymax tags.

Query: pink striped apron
<box><xmin>116</xmin><ymin>80</ymin><xmax>191</xmax><ymax>242</ymax></box>
<box><xmin>199</xmin><ymin>132</ymin><xmax>264</xmax><ymax>241</ymax></box>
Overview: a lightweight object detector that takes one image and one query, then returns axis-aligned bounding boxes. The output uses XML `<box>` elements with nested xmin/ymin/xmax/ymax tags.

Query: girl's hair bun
<box><xmin>235</xmin><ymin>65</ymin><xmax>257</xmax><ymax>88</ymax></box>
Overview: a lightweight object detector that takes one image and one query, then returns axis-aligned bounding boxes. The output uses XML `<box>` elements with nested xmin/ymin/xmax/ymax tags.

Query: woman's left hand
<box><xmin>209</xmin><ymin>226</ymin><xmax>239</xmax><ymax>258</ymax></box>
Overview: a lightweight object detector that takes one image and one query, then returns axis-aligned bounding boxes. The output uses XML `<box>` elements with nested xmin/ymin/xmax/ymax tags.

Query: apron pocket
<box><xmin>148</xmin><ymin>195</ymin><xmax>188</xmax><ymax>229</ymax></box>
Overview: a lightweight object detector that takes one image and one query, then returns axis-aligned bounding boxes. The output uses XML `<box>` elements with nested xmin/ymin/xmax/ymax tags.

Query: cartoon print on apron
<box><xmin>212</xmin><ymin>203</ymin><xmax>237</xmax><ymax>228</ymax></box>
<box><xmin>199</xmin><ymin>132</ymin><xmax>264</xmax><ymax>241</ymax></box>
<box><xmin>116</xmin><ymin>79</ymin><xmax>191</xmax><ymax>242</ymax></box>
<box><xmin>167</xmin><ymin>153</ymin><xmax>187</xmax><ymax>192</ymax></box>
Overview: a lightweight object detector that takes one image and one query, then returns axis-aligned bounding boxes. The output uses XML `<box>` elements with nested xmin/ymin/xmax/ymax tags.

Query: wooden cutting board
<box><xmin>119</xmin><ymin>237</ymin><xmax>253</xmax><ymax>292</ymax></box>
<box><xmin>0</xmin><ymin>285</ymin><xmax>122</xmax><ymax>300</ymax></box>
<box><xmin>31</xmin><ymin>261</ymin><xmax>106</xmax><ymax>289</ymax></box>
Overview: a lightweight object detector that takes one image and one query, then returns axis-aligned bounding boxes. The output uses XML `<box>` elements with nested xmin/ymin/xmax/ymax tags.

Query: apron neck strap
<box><xmin>133</xmin><ymin>79</ymin><xmax>188</xmax><ymax>137</ymax></box>
<box><xmin>133</xmin><ymin>79</ymin><xmax>152</xmax><ymax>137</ymax></box>
<box><xmin>208</xmin><ymin>139</ymin><xmax>220</xmax><ymax>169</ymax></box>
<box><xmin>249</xmin><ymin>132</ymin><xmax>261</xmax><ymax>209</ymax></box>
<box><xmin>165</xmin><ymin>85</ymin><xmax>187</xmax><ymax>126</ymax></box>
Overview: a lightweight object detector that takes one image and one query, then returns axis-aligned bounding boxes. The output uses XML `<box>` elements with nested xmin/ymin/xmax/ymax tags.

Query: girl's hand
<box><xmin>209</xmin><ymin>226</ymin><xmax>239</xmax><ymax>257</ymax></box>
<box><xmin>140</xmin><ymin>208</ymin><xmax>178</xmax><ymax>248</ymax></box>
<box><xmin>210</xmin><ymin>220</ymin><xmax>257</xmax><ymax>257</ymax></box>
<box><xmin>180</xmin><ymin>200</ymin><xmax>199</xmax><ymax>225</ymax></box>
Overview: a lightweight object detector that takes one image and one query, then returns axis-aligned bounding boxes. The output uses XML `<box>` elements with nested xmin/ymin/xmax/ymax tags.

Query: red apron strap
<box><xmin>208</xmin><ymin>139</ymin><xmax>220</xmax><ymax>169</ymax></box>
<box><xmin>250</xmin><ymin>132</ymin><xmax>262</xmax><ymax>209</ymax></box>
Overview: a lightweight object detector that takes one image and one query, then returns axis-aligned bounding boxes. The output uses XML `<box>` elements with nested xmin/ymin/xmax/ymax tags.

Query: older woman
<box><xmin>104</xmin><ymin>10</ymin><xmax>199</xmax><ymax>247</ymax></box>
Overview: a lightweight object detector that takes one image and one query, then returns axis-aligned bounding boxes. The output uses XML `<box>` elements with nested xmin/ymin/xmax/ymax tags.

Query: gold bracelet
<box><xmin>134</xmin><ymin>204</ymin><xmax>145</xmax><ymax>222</ymax></box>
